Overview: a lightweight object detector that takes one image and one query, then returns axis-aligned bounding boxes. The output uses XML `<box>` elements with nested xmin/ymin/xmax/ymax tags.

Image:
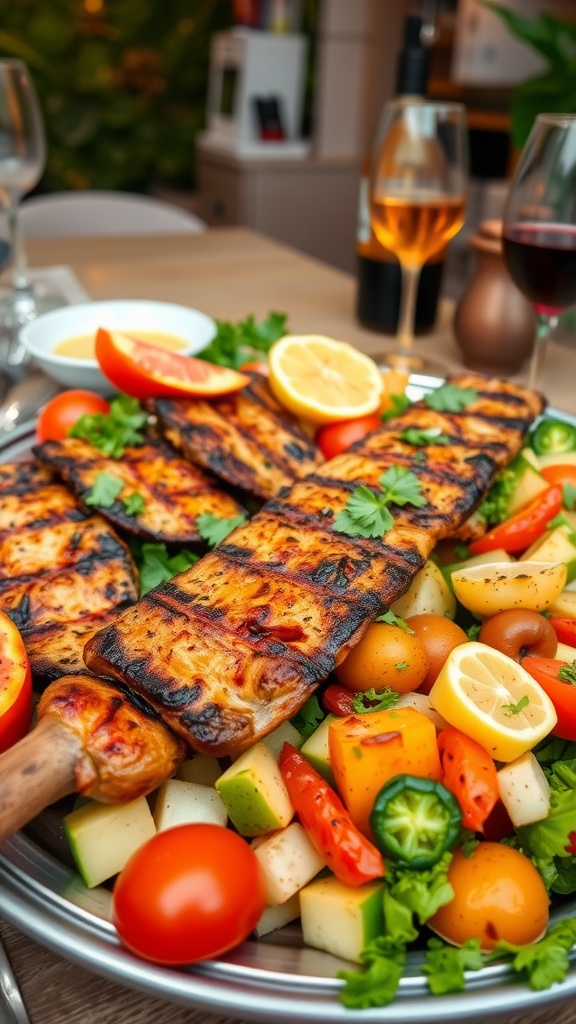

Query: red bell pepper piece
<box><xmin>520</xmin><ymin>656</ymin><xmax>576</xmax><ymax>741</ymax></box>
<box><xmin>322</xmin><ymin>684</ymin><xmax>355</xmax><ymax>717</ymax></box>
<box><xmin>279</xmin><ymin>743</ymin><xmax>384</xmax><ymax>886</ymax></box>
<box><xmin>468</xmin><ymin>484</ymin><xmax>563</xmax><ymax>555</ymax></box>
<box><xmin>549</xmin><ymin>617</ymin><xmax>576</xmax><ymax>649</ymax></box>
<box><xmin>437</xmin><ymin>725</ymin><xmax>499</xmax><ymax>832</ymax></box>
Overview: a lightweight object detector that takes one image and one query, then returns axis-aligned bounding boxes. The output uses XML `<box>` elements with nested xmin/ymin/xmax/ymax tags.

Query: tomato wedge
<box><xmin>95</xmin><ymin>328</ymin><xmax>249</xmax><ymax>399</ymax></box>
<box><xmin>520</xmin><ymin>656</ymin><xmax>576</xmax><ymax>741</ymax></box>
<box><xmin>468</xmin><ymin>484</ymin><xmax>563</xmax><ymax>555</ymax></box>
<box><xmin>0</xmin><ymin>610</ymin><xmax>33</xmax><ymax>753</ymax></box>
<box><xmin>549</xmin><ymin>617</ymin><xmax>576</xmax><ymax>648</ymax></box>
<box><xmin>437</xmin><ymin>725</ymin><xmax>499</xmax><ymax>832</ymax></box>
<box><xmin>279</xmin><ymin>743</ymin><xmax>384</xmax><ymax>886</ymax></box>
<box><xmin>541</xmin><ymin>464</ymin><xmax>576</xmax><ymax>490</ymax></box>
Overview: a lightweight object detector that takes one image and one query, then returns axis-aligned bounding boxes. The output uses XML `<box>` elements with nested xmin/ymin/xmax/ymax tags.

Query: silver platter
<box><xmin>0</xmin><ymin>375</ymin><xmax>575</xmax><ymax>1022</ymax></box>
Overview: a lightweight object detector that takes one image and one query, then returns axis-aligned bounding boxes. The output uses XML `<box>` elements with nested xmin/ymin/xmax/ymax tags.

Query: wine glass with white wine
<box><xmin>0</xmin><ymin>59</ymin><xmax>63</xmax><ymax>373</ymax></box>
<box><xmin>369</xmin><ymin>98</ymin><xmax>468</xmax><ymax>375</ymax></box>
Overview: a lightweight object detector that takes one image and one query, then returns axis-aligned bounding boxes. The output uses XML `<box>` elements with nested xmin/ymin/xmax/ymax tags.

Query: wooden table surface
<box><xmin>1</xmin><ymin>226</ymin><xmax>575</xmax><ymax>1023</ymax></box>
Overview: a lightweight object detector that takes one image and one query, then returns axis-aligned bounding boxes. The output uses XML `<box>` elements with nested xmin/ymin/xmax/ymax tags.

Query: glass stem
<box><xmin>397</xmin><ymin>264</ymin><xmax>420</xmax><ymax>354</ymax></box>
<box><xmin>6</xmin><ymin>201</ymin><xmax>30</xmax><ymax>293</ymax></box>
<box><xmin>529</xmin><ymin>312</ymin><xmax>557</xmax><ymax>391</ymax></box>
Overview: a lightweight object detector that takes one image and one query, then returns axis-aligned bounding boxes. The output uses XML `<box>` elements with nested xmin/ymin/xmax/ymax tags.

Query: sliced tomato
<box><xmin>95</xmin><ymin>328</ymin><xmax>249</xmax><ymax>400</ymax></box>
<box><xmin>520</xmin><ymin>656</ymin><xmax>576</xmax><ymax>740</ymax></box>
<box><xmin>468</xmin><ymin>485</ymin><xmax>563</xmax><ymax>555</ymax></box>
<box><xmin>0</xmin><ymin>610</ymin><xmax>33</xmax><ymax>753</ymax></box>
<box><xmin>315</xmin><ymin>415</ymin><xmax>382</xmax><ymax>460</ymax></box>
<box><xmin>541</xmin><ymin>464</ymin><xmax>576</xmax><ymax>490</ymax></box>
<box><xmin>549</xmin><ymin>617</ymin><xmax>576</xmax><ymax>648</ymax></box>
<box><xmin>437</xmin><ymin>725</ymin><xmax>499</xmax><ymax>832</ymax></box>
<box><xmin>279</xmin><ymin>742</ymin><xmax>384</xmax><ymax>886</ymax></box>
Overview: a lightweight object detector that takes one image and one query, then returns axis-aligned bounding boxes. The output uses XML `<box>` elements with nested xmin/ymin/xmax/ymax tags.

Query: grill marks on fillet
<box><xmin>0</xmin><ymin>461</ymin><xmax>138</xmax><ymax>685</ymax></box>
<box><xmin>32</xmin><ymin>434</ymin><xmax>247</xmax><ymax>545</ymax></box>
<box><xmin>84</xmin><ymin>374</ymin><xmax>546</xmax><ymax>757</ymax></box>
<box><xmin>151</xmin><ymin>374</ymin><xmax>323</xmax><ymax>501</ymax></box>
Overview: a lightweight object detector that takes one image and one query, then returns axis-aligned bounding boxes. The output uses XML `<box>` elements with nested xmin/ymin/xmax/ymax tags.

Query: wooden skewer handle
<box><xmin>0</xmin><ymin>717</ymin><xmax>81</xmax><ymax>843</ymax></box>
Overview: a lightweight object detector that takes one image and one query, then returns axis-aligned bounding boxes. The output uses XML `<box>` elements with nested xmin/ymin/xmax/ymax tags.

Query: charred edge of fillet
<box><xmin>163</xmin><ymin>419</ymin><xmax>274</xmax><ymax>487</ymax></box>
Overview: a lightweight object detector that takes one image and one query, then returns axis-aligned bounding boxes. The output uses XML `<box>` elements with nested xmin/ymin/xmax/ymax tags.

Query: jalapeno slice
<box><xmin>369</xmin><ymin>774</ymin><xmax>462</xmax><ymax>869</ymax></box>
<box><xmin>530</xmin><ymin>419</ymin><xmax>576</xmax><ymax>456</ymax></box>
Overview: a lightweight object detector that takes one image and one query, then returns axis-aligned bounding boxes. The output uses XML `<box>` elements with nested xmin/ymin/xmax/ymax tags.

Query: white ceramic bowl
<box><xmin>19</xmin><ymin>299</ymin><xmax>217</xmax><ymax>395</ymax></box>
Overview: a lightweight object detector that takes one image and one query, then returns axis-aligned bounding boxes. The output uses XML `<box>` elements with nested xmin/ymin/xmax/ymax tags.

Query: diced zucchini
<box><xmin>215</xmin><ymin>741</ymin><xmax>294</xmax><ymax>837</ymax></box>
<box><xmin>497</xmin><ymin>751</ymin><xmax>550</xmax><ymax>827</ymax></box>
<box><xmin>391</xmin><ymin>560</ymin><xmax>456</xmax><ymax>619</ymax></box>
<box><xmin>153</xmin><ymin>778</ymin><xmax>228</xmax><ymax>831</ymax></box>
<box><xmin>252</xmin><ymin>821</ymin><xmax>325</xmax><ymax>905</ymax></box>
<box><xmin>300</xmin><ymin>714</ymin><xmax>336</xmax><ymax>786</ymax></box>
<box><xmin>254</xmin><ymin>893</ymin><xmax>301</xmax><ymax>938</ymax></box>
<box><xmin>300</xmin><ymin>875</ymin><xmax>385</xmax><ymax>963</ymax></box>
<box><xmin>63</xmin><ymin>797</ymin><xmax>156</xmax><ymax>888</ymax></box>
<box><xmin>261</xmin><ymin>719</ymin><xmax>302</xmax><ymax>760</ymax></box>
<box><xmin>176</xmin><ymin>753</ymin><xmax>222</xmax><ymax>786</ymax></box>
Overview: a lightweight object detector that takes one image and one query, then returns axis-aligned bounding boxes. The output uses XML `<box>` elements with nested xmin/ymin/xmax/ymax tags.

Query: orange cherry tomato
<box><xmin>0</xmin><ymin>610</ymin><xmax>33</xmax><ymax>753</ymax></box>
<box><xmin>36</xmin><ymin>390</ymin><xmax>110</xmax><ymax>442</ymax></box>
<box><xmin>541</xmin><ymin>464</ymin><xmax>576</xmax><ymax>489</ymax></box>
<box><xmin>404</xmin><ymin>614</ymin><xmax>468</xmax><ymax>694</ymax></box>
<box><xmin>428</xmin><ymin>843</ymin><xmax>549</xmax><ymax>950</ymax></box>
<box><xmin>478</xmin><ymin>609</ymin><xmax>558</xmax><ymax>662</ymax></box>
<box><xmin>315</xmin><ymin>415</ymin><xmax>382</xmax><ymax>460</ymax></box>
<box><xmin>112</xmin><ymin>823</ymin><xmax>266</xmax><ymax>964</ymax></box>
<box><xmin>334</xmin><ymin>621</ymin><xmax>428</xmax><ymax>694</ymax></box>
<box><xmin>95</xmin><ymin>328</ymin><xmax>249</xmax><ymax>400</ymax></box>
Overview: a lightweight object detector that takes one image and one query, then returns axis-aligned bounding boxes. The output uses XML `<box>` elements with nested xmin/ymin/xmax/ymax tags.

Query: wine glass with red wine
<box><xmin>502</xmin><ymin>113</ymin><xmax>576</xmax><ymax>391</ymax></box>
<box><xmin>368</xmin><ymin>99</ymin><xmax>468</xmax><ymax>374</ymax></box>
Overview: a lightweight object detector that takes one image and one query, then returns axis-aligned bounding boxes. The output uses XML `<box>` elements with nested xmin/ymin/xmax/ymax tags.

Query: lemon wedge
<box><xmin>429</xmin><ymin>641</ymin><xmax>557</xmax><ymax>762</ymax></box>
<box><xmin>451</xmin><ymin>560</ymin><xmax>567</xmax><ymax>618</ymax></box>
<box><xmin>267</xmin><ymin>335</ymin><xmax>383</xmax><ymax>424</ymax></box>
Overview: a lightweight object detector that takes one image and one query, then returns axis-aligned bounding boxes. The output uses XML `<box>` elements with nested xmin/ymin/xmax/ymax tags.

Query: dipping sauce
<box><xmin>53</xmin><ymin>330</ymin><xmax>189</xmax><ymax>360</ymax></box>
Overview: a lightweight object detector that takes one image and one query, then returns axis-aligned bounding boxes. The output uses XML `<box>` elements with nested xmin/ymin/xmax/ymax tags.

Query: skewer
<box><xmin>0</xmin><ymin>675</ymin><xmax>187</xmax><ymax>843</ymax></box>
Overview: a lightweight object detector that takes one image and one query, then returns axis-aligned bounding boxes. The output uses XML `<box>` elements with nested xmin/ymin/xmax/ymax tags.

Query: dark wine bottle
<box><xmin>356</xmin><ymin>14</ymin><xmax>444</xmax><ymax>335</ymax></box>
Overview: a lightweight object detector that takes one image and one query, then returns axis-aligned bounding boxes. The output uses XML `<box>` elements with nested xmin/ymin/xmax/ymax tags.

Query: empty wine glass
<box><xmin>369</xmin><ymin>98</ymin><xmax>468</xmax><ymax>374</ymax></box>
<box><xmin>502</xmin><ymin>113</ymin><xmax>576</xmax><ymax>391</ymax></box>
<box><xmin>0</xmin><ymin>59</ymin><xmax>62</xmax><ymax>373</ymax></box>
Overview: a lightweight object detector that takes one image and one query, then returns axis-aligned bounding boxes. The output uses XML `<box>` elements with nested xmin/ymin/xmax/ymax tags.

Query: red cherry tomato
<box><xmin>468</xmin><ymin>485</ymin><xmax>563</xmax><ymax>555</ymax></box>
<box><xmin>112</xmin><ymin>823</ymin><xmax>266</xmax><ymax>965</ymax></box>
<box><xmin>315</xmin><ymin>415</ymin><xmax>382</xmax><ymax>460</ymax></box>
<box><xmin>520</xmin><ymin>656</ymin><xmax>576</xmax><ymax>740</ymax></box>
<box><xmin>36</xmin><ymin>390</ymin><xmax>110</xmax><ymax>442</ymax></box>
<box><xmin>95</xmin><ymin>328</ymin><xmax>249</xmax><ymax>400</ymax></box>
<box><xmin>0</xmin><ymin>610</ymin><xmax>33</xmax><ymax>753</ymax></box>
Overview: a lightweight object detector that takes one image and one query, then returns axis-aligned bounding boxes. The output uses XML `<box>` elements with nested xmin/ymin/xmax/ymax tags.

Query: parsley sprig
<box><xmin>398</xmin><ymin>426</ymin><xmax>450</xmax><ymax>447</ymax></box>
<box><xmin>196</xmin><ymin>513</ymin><xmax>247</xmax><ymax>547</ymax></box>
<box><xmin>85</xmin><ymin>471</ymin><xmax>144</xmax><ymax>517</ymax></box>
<box><xmin>424</xmin><ymin>383</ymin><xmax>478</xmax><ymax>412</ymax></box>
<box><xmin>197</xmin><ymin>311</ymin><xmax>288</xmax><ymax>370</ymax></box>
<box><xmin>334</xmin><ymin>466</ymin><xmax>427</xmax><ymax>539</ymax></box>
<box><xmin>70</xmin><ymin>394</ymin><xmax>147</xmax><ymax>459</ymax></box>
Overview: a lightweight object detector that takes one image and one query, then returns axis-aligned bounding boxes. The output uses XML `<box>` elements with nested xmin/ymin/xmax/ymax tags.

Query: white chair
<box><xmin>20</xmin><ymin>190</ymin><xmax>207</xmax><ymax>238</ymax></box>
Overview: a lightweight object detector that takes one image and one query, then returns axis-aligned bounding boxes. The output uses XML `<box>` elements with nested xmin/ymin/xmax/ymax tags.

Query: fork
<box><xmin>0</xmin><ymin>928</ymin><xmax>32</xmax><ymax>1024</ymax></box>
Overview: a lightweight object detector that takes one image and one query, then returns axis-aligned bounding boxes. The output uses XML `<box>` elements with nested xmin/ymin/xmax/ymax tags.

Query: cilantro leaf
<box><xmin>380</xmin><ymin>393</ymin><xmax>411</xmax><ymax>421</ymax></box>
<box><xmin>196</xmin><ymin>513</ymin><xmax>247</xmax><ymax>547</ymax></box>
<box><xmin>376</xmin><ymin>609</ymin><xmax>414</xmax><ymax>634</ymax></box>
<box><xmin>424</xmin><ymin>384</ymin><xmax>478</xmax><ymax>413</ymax></box>
<box><xmin>558</xmin><ymin>660</ymin><xmax>576</xmax><ymax>685</ymax></box>
<box><xmin>123</xmin><ymin>492</ymin><xmax>145</xmax><ymax>517</ymax></box>
<box><xmin>129</xmin><ymin>540</ymin><xmax>199</xmax><ymax>597</ymax></box>
<box><xmin>502</xmin><ymin>694</ymin><xmax>530</xmax><ymax>715</ymax></box>
<box><xmin>70</xmin><ymin>394</ymin><xmax>147</xmax><ymax>458</ymax></box>
<box><xmin>290</xmin><ymin>694</ymin><xmax>324</xmax><ymax>741</ymax></box>
<box><xmin>197</xmin><ymin>312</ymin><xmax>288</xmax><ymax>369</ymax></box>
<box><xmin>352</xmin><ymin>688</ymin><xmax>399</xmax><ymax>713</ymax></box>
<box><xmin>85</xmin><ymin>471</ymin><xmax>124</xmax><ymax>508</ymax></box>
<box><xmin>333</xmin><ymin>467</ymin><xmax>427</xmax><ymax>539</ymax></box>
<box><xmin>423</xmin><ymin>938</ymin><xmax>484</xmax><ymax>995</ymax></box>
<box><xmin>398</xmin><ymin>427</ymin><xmax>450</xmax><ymax>446</ymax></box>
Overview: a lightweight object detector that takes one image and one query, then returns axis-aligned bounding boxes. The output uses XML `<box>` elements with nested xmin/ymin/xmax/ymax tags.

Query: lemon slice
<box><xmin>429</xmin><ymin>641</ymin><xmax>557</xmax><ymax>762</ymax></box>
<box><xmin>267</xmin><ymin>335</ymin><xmax>383</xmax><ymax>424</ymax></box>
<box><xmin>451</xmin><ymin>560</ymin><xmax>567</xmax><ymax>618</ymax></box>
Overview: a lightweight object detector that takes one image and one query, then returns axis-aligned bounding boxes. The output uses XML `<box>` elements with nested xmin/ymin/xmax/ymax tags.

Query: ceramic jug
<box><xmin>454</xmin><ymin>220</ymin><xmax>535</xmax><ymax>375</ymax></box>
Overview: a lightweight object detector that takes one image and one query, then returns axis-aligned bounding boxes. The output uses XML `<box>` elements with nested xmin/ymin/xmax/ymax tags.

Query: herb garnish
<box><xmin>196</xmin><ymin>513</ymin><xmax>247</xmax><ymax>547</ymax></box>
<box><xmin>376</xmin><ymin>609</ymin><xmax>414</xmax><ymax>634</ymax></box>
<box><xmin>424</xmin><ymin>384</ymin><xmax>478</xmax><ymax>412</ymax></box>
<box><xmin>70</xmin><ymin>394</ymin><xmax>147</xmax><ymax>459</ymax></box>
<box><xmin>558</xmin><ymin>661</ymin><xmax>576</xmax><ymax>685</ymax></box>
<box><xmin>352</xmin><ymin>688</ymin><xmax>399</xmax><ymax>713</ymax></box>
<box><xmin>502</xmin><ymin>695</ymin><xmax>530</xmax><ymax>715</ymax></box>
<box><xmin>333</xmin><ymin>466</ymin><xmax>427</xmax><ymax>539</ymax></box>
<box><xmin>197</xmin><ymin>311</ymin><xmax>288</xmax><ymax>369</ymax></box>
<box><xmin>290</xmin><ymin>694</ymin><xmax>324</xmax><ymax>741</ymax></box>
<box><xmin>381</xmin><ymin>393</ymin><xmax>411</xmax><ymax>422</ymax></box>
<box><xmin>128</xmin><ymin>539</ymin><xmax>199</xmax><ymax>597</ymax></box>
<box><xmin>398</xmin><ymin>427</ymin><xmax>450</xmax><ymax>446</ymax></box>
<box><xmin>85</xmin><ymin>471</ymin><xmax>144</xmax><ymax>517</ymax></box>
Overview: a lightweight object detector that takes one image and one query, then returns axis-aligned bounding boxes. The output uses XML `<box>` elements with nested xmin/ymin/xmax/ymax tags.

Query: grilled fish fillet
<box><xmin>152</xmin><ymin>373</ymin><xmax>324</xmax><ymax>501</ymax></box>
<box><xmin>33</xmin><ymin>433</ymin><xmax>246</xmax><ymax>545</ymax></box>
<box><xmin>0</xmin><ymin>460</ymin><xmax>138</xmax><ymax>684</ymax></box>
<box><xmin>84</xmin><ymin>375</ymin><xmax>545</xmax><ymax>757</ymax></box>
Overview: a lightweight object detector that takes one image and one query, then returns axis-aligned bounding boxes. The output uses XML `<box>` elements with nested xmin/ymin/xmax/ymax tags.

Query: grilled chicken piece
<box><xmin>0</xmin><ymin>460</ymin><xmax>138</xmax><ymax>684</ymax></box>
<box><xmin>85</xmin><ymin>375</ymin><xmax>545</xmax><ymax>758</ymax></box>
<box><xmin>151</xmin><ymin>373</ymin><xmax>323</xmax><ymax>501</ymax></box>
<box><xmin>0</xmin><ymin>675</ymin><xmax>187</xmax><ymax>842</ymax></box>
<box><xmin>33</xmin><ymin>433</ymin><xmax>247</xmax><ymax>545</ymax></box>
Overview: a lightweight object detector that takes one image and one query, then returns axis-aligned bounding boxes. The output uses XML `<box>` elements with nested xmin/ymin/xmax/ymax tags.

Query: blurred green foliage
<box><xmin>0</xmin><ymin>0</ymin><xmax>233</xmax><ymax>193</ymax></box>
